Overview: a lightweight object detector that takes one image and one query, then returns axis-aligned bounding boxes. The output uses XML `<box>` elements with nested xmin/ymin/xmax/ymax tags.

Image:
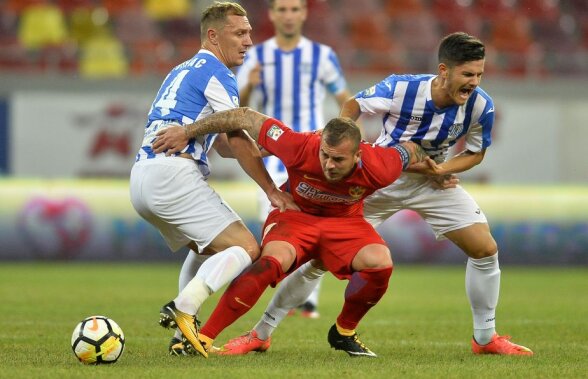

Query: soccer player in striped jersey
<box><xmin>129</xmin><ymin>2</ymin><xmax>297</xmax><ymax>358</ymax></box>
<box><xmin>217</xmin><ymin>32</ymin><xmax>533</xmax><ymax>356</ymax></box>
<box><xmin>236</xmin><ymin>0</ymin><xmax>352</xmax><ymax>319</ymax></box>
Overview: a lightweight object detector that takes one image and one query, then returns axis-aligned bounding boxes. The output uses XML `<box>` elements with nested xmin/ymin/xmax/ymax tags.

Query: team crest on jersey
<box><xmin>349</xmin><ymin>186</ymin><xmax>366</xmax><ymax>199</ymax></box>
<box><xmin>299</xmin><ymin>63</ymin><xmax>312</xmax><ymax>73</ymax></box>
<box><xmin>448</xmin><ymin>123</ymin><xmax>464</xmax><ymax>138</ymax></box>
<box><xmin>267</xmin><ymin>124</ymin><xmax>284</xmax><ymax>141</ymax></box>
<box><xmin>363</xmin><ymin>86</ymin><xmax>376</xmax><ymax>97</ymax></box>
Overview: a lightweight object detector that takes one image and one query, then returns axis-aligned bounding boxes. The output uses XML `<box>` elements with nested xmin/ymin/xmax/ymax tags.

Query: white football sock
<box><xmin>174</xmin><ymin>246</ymin><xmax>251</xmax><ymax>315</ymax></box>
<box><xmin>304</xmin><ymin>276</ymin><xmax>323</xmax><ymax>307</ymax></box>
<box><xmin>254</xmin><ymin>261</ymin><xmax>326</xmax><ymax>340</ymax></box>
<box><xmin>466</xmin><ymin>253</ymin><xmax>500</xmax><ymax>345</ymax></box>
<box><xmin>178</xmin><ymin>251</ymin><xmax>207</xmax><ymax>291</ymax></box>
<box><xmin>174</xmin><ymin>251</ymin><xmax>207</xmax><ymax>340</ymax></box>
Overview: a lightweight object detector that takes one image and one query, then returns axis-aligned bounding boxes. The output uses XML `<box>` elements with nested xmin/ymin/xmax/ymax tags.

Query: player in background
<box><xmin>129</xmin><ymin>1</ymin><xmax>297</xmax><ymax>358</ymax></box>
<box><xmin>214</xmin><ymin>32</ymin><xmax>534</xmax><ymax>356</ymax></box>
<box><xmin>236</xmin><ymin>0</ymin><xmax>352</xmax><ymax>319</ymax></box>
<box><xmin>152</xmin><ymin>107</ymin><xmax>427</xmax><ymax>357</ymax></box>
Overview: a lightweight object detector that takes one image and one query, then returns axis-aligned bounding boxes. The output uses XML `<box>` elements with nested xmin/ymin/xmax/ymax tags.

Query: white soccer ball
<box><xmin>71</xmin><ymin>315</ymin><xmax>125</xmax><ymax>364</ymax></box>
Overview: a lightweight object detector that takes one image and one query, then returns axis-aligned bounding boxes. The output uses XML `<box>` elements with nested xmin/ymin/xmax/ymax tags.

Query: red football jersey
<box><xmin>258</xmin><ymin>118</ymin><xmax>404</xmax><ymax>217</ymax></box>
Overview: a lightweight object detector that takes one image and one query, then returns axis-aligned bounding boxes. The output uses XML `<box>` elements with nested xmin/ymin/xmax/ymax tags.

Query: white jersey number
<box><xmin>154</xmin><ymin>69</ymin><xmax>190</xmax><ymax>116</ymax></box>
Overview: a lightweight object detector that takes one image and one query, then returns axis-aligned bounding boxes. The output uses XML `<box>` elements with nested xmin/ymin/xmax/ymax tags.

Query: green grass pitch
<box><xmin>0</xmin><ymin>263</ymin><xmax>586</xmax><ymax>378</ymax></box>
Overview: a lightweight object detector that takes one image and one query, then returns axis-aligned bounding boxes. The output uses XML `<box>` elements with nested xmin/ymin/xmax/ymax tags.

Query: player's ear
<box><xmin>208</xmin><ymin>28</ymin><xmax>218</xmax><ymax>45</ymax></box>
<box><xmin>439</xmin><ymin>63</ymin><xmax>448</xmax><ymax>79</ymax></box>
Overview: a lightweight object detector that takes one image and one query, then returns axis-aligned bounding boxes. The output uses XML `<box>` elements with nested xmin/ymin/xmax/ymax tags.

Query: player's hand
<box><xmin>152</xmin><ymin>126</ymin><xmax>189</xmax><ymax>156</ymax></box>
<box><xmin>267</xmin><ymin>187</ymin><xmax>300</xmax><ymax>213</ymax></box>
<box><xmin>429</xmin><ymin>174</ymin><xmax>460</xmax><ymax>189</ymax></box>
<box><xmin>406</xmin><ymin>156</ymin><xmax>440</xmax><ymax>175</ymax></box>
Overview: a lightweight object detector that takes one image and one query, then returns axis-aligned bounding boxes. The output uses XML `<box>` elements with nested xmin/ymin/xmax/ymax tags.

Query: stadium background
<box><xmin>0</xmin><ymin>0</ymin><xmax>587</xmax><ymax>265</ymax></box>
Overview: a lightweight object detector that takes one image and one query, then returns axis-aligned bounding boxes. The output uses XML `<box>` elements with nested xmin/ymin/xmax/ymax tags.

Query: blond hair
<box><xmin>200</xmin><ymin>2</ymin><xmax>247</xmax><ymax>41</ymax></box>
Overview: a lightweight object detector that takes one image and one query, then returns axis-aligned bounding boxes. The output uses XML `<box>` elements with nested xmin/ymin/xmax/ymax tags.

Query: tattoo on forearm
<box><xmin>185</xmin><ymin>108</ymin><xmax>246</xmax><ymax>137</ymax></box>
<box><xmin>413</xmin><ymin>144</ymin><xmax>427</xmax><ymax>163</ymax></box>
<box><xmin>184</xmin><ymin>108</ymin><xmax>267</xmax><ymax>139</ymax></box>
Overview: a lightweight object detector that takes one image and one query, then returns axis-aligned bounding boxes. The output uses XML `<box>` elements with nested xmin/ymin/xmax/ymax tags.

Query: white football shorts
<box><xmin>256</xmin><ymin>172</ymin><xmax>288</xmax><ymax>222</ymax></box>
<box><xmin>364</xmin><ymin>172</ymin><xmax>488</xmax><ymax>240</ymax></box>
<box><xmin>129</xmin><ymin>157</ymin><xmax>241</xmax><ymax>252</ymax></box>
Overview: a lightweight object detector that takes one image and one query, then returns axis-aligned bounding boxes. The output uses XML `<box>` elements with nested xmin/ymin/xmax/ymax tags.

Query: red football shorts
<box><xmin>261</xmin><ymin>209</ymin><xmax>387</xmax><ymax>280</ymax></box>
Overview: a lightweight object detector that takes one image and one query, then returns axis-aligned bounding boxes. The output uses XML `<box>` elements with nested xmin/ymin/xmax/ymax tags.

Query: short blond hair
<box><xmin>201</xmin><ymin>2</ymin><xmax>247</xmax><ymax>40</ymax></box>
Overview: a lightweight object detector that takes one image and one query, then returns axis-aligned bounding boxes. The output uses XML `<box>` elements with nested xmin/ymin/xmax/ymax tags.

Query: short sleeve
<box><xmin>257</xmin><ymin>118</ymin><xmax>311</xmax><ymax>167</ymax></box>
<box><xmin>355</xmin><ymin>75</ymin><xmax>396</xmax><ymax>116</ymax></box>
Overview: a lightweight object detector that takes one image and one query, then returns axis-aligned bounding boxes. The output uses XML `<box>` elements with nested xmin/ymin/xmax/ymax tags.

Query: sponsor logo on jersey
<box><xmin>267</xmin><ymin>124</ymin><xmax>284</xmax><ymax>141</ymax></box>
<box><xmin>296</xmin><ymin>182</ymin><xmax>358</xmax><ymax>204</ymax></box>
<box><xmin>231</xmin><ymin>96</ymin><xmax>239</xmax><ymax>107</ymax></box>
<box><xmin>486</xmin><ymin>107</ymin><xmax>495</xmax><ymax>114</ymax></box>
<box><xmin>448</xmin><ymin>123</ymin><xmax>464</xmax><ymax>138</ymax></box>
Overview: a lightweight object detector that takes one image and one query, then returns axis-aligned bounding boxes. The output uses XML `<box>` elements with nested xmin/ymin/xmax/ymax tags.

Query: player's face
<box><xmin>215</xmin><ymin>15</ymin><xmax>253</xmax><ymax>68</ymax></box>
<box><xmin>269</xmin><ymin>0</ymin><xmax>307</xmax><ymax>39</ymax></box>
<box><xmin>440</xmin><ymin>59</ymin><xmax>485</xmax><ymax>106</ymax></box>
<box><xmin>319</xmin><ymin>138</ymin><xmax>361</xmax><ymax>182</ymax></box>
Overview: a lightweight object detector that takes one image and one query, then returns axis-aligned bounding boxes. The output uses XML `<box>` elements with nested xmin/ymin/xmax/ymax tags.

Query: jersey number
<box><xmin>154</xmin><ymin>69</ymin><xmax>190</xmax><ymax>116</ymax></box>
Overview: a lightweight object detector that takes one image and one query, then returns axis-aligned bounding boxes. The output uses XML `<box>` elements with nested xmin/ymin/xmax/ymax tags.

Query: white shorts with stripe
<box><xmin>129</xmin><ymin>157</ymin><xmax>241</xmax><ymax>252</ymax></box>
<box><xmin>364</xmin><ymin>172</ymin><xmax>487</xmax><ymax>240</ymax></box>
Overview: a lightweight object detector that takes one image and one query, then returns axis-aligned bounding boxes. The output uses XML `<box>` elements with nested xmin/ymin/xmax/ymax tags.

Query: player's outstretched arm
<box><xmin>152</xmin><ymin>108</ymin><xmax>270</xmax><ymax>155</ymax></box>
<box><xmin>186</xmin><ymin>107</ymin><xmax>269</xmax><ymax>140</ymax></box>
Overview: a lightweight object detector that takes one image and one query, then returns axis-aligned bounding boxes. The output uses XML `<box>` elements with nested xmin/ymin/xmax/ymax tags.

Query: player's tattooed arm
<box><xmin>185</xmin><ymin>107</ymin><xmax>269</xmax><ymax>141</ymax></box>
<box><xmin>152</xmin><ymin>108</ymin><xmax>269</xmax><ymax>155</ymax></box>
<box><xmin>392</xmin><ymin>141</ymin><xmax>428</xmax><ymax>170</ymax></box>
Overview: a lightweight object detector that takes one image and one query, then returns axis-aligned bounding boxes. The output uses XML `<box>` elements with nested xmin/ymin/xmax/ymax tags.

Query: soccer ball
<box><xmin>71</xmin><ymin>315</ymin><xmax>125</xmax><ymax>364</ymax></box>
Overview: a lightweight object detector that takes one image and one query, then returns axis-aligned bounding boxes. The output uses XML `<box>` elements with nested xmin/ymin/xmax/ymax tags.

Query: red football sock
<box><xmin>200</xmin><ymin>256</ymin><xmax>284</xmax><ymax>339</ymax></box>
<box><xmin>336</xmin><ymin>267</ymin><xmax>393</xmax><ymax>330</ymax></box>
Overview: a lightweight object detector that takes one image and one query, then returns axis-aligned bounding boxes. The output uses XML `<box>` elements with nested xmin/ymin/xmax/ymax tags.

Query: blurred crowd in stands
<box><xmin>0</xmin><ymin>0</ymin><xmax>587</xmax><ymax>78</ymax></box>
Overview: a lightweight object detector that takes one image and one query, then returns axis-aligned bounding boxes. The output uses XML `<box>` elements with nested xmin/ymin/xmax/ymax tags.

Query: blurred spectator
<box><xmin>0</xmin><ymin>0</ymin><xmax>587</xmax><ymax>77</ymax></box>
<box><xmin>79</xmin><ymin>32</ymin><xmax>128</xmax><ymax>78</ymax></box>
<box><xmin>144</xmin><ymin>0</ymin><xmax>191</xmax><ymax>20</ymax></box>
<box><xmin>18</xmin><ymin>2</ymin><xmax>68</xmax><ymax>49</ymax></box>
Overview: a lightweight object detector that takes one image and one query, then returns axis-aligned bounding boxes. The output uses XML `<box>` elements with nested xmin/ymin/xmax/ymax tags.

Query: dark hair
<box><xmin>201</xmin><ymin>1</ymin><xmax>247</xmax><ymax>37</ymax></box>
<box><xmin>438</xmin><ymin>32</ymin><xmax>485</xmax><ymax>67</ymax></box>
<box><xmin>322</xmin><ymin>118</ymin><xmax>361</xmax><ymax>152</ymax></box>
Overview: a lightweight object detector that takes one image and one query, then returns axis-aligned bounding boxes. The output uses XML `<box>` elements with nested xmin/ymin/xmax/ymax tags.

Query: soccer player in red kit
<box><xmin>152</xmin><ymin>107</ymin><xmax>426</xmax><ymax>357</ymax></box>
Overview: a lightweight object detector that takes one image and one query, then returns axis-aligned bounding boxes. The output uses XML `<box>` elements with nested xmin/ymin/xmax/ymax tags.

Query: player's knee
<box><xmin>468</xmin><ymin>238</ymin><xmax>498</xmax><ymax>259</ymax></box>
<box><xmin>352</xmin><ymin>244</ymin><xmax>393</xmax><ymax>271</ymax></box>
<box><xmin>241</xmin><ymin>242</ymin><xmax>260</xmax><ymax>261</ymax></box>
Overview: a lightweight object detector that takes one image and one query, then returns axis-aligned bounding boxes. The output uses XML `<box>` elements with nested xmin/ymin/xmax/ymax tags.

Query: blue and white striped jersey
<box><xmin>356</xmin><ymin>74</ymin><xmax>494</xmax><ymax>163</ymax></box>
<box><xmin>236</xmin><ymin>36</ymin><xmax>347</xmax><ymax>179</ymax></box>
<box><xmin>136</xmin><ymin>50</ymin><xmax>239</xmax><ymax>177</ymax></box>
